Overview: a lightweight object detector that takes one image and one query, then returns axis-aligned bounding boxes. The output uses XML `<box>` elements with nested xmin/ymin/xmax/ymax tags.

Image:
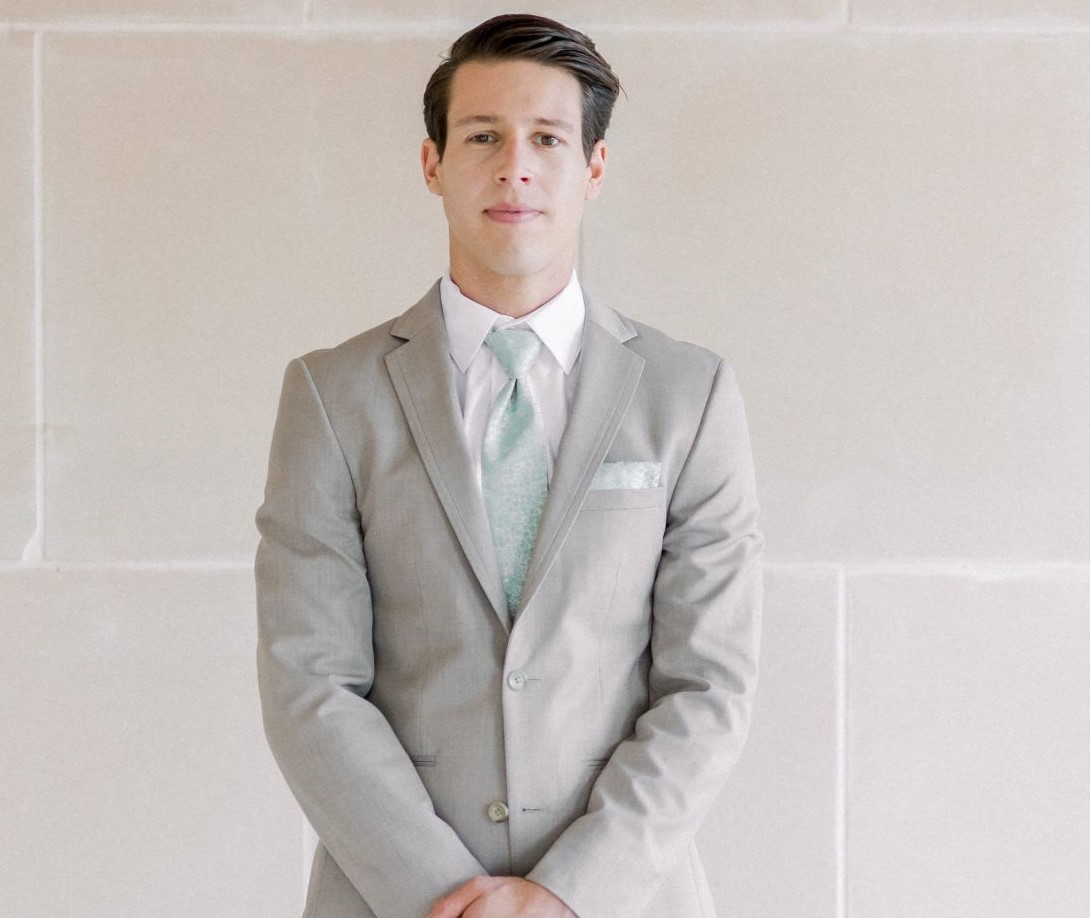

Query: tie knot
<box><xmin>486</xmin><ymin>327</ymin><xmax>542</xmax><ymax>380</ymax></box>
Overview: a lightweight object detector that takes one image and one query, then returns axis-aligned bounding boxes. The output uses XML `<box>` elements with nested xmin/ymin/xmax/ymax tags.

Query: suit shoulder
<box><xmin>622</xmin><ymin>315</ymin><xmax>730</xmax><ymax>389</ymax></box>
<box><xmin>293</xmin><ymin>316</ymin><xmax>401</xmax><ymax>386</ymax></box>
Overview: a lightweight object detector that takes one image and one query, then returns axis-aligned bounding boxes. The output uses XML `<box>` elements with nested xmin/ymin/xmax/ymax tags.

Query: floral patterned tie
<box><xmin>482</xmin><ymin>327</ymin><xmax>548</xmax><ymax>615</ymax></box>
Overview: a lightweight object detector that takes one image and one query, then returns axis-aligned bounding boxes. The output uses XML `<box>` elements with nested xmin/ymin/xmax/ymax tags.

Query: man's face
<box><xmin>421</xmin><ymin>58</ymin><xmax>607</xmax><ymax>296</ymax></box>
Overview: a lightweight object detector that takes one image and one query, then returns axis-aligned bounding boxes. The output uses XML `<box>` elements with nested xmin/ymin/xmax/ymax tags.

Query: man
<box><xmin>256</xmin><ymin>14</ymin><xmax>762</xmax><ymax>918</ymax></box>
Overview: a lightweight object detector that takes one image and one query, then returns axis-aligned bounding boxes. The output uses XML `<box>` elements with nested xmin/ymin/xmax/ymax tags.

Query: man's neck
<box><xmin>449</xmin><ymin>266</ymin><xmax>574</xmax><ymax>319</ymax></box>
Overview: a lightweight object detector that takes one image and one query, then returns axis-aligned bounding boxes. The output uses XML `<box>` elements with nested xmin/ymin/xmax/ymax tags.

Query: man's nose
<box><xmin>495</xmin><ymin>141</ymin><xmax>533</xmax><ymax>185</ymax></box>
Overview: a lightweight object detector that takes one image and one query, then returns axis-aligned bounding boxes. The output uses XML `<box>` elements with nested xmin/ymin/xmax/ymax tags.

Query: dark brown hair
<box><xmin>423</xmin><ymin>13</ymin><xmax>621</xmax><ymax>162</ymax></box>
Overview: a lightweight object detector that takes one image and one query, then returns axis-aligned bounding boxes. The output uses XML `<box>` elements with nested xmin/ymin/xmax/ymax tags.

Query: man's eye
<box><xmin>468</xmin><ymin>133</ymin><xmax>494</xmax><ymax>143</ymax></box>
<box><xmin>537</xmin><ymin>135</ymin><xmax>561</xmax><ymax>147</ymax></box>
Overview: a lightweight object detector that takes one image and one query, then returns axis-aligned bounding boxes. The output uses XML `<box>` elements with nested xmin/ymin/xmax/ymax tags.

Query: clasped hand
<box><xmin>425</xmin><ymin>876</ymin><xmax>576</xmax><ymax>918</ymax></box>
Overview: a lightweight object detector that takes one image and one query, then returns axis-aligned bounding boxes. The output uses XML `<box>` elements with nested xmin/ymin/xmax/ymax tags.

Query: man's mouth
<box><xmin>485</xmin><ymin>206</ymin><xmax>542</xmax><ymax>224</ymax></box>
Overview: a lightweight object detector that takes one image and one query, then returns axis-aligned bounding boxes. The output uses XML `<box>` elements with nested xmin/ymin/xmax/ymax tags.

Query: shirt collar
<box><xmin>440</xmin><ymin>271</ymin><xmax>585</xmax><ymax>375</ymax></box>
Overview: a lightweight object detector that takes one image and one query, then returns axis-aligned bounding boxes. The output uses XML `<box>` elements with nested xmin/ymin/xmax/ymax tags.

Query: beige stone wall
<box><xmin>2</xmin><ymin>3</ymin><xmax>1088</xmax><ymax>916</ymax></box>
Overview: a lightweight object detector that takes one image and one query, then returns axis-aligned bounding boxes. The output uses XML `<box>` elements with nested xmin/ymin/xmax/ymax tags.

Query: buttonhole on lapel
<box><xmin>409</xmin><ymin>754</ymin><xmax>436</xmax><ymax>767</ymax></box>
<box><xmin>585</xmin><ymin>757</ymin><xmax>610</xmax><ymax>769</ymax></box>
<box><xmin>520</xmin><ymin>806</ymin><xmax>549</xmax><ymax>814</ymax></box>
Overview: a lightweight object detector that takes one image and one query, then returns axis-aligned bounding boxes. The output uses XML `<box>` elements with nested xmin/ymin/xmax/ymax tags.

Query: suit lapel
<box><xmin>518</xmin><ymin>299</ymin><xmax>645</xmax><ymax>616</ymax></box>
<box><xmin>385</xmin><ymin>286</ymin><xmax>510</xmax><ymax>632</ymax></box>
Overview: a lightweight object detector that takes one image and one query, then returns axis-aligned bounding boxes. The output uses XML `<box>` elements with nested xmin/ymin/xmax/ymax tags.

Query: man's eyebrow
<box><xmin>536</xmin><ymin>117</ymin><xmax>576</xmax><ymax>132</ymax></box>
<box><xmin>451</xmin><ymin>114</ymin><xmax>498</xmax><ymax>128</ymax></box>
<box><xmin>450</xmin><ymin>114</ymin><xmax>577</xmax><ymax>132</ymax></box>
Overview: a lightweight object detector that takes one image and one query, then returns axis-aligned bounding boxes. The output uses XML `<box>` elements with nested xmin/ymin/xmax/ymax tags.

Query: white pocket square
<box><xmin>590</xmin><ymin>460</ymin><xmax>662</xmax><ymax>491</ymax></box>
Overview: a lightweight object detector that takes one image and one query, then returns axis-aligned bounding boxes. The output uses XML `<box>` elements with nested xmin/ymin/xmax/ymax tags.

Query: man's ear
<box><xmin>585</xmin><ymin>140</ymin><xmax>607</xmax><ymax>201</ymax></box>
<box><xmin>421</xmin><ymin>139</ymin><xmax>443</xmax><ymax>197</ymax></box>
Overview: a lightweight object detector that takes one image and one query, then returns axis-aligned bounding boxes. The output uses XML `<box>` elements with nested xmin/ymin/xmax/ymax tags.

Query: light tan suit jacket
<box><xmin>255</xmin><ymin>283</ymin><xmax>763</xmax><ymax>918</ymax></box>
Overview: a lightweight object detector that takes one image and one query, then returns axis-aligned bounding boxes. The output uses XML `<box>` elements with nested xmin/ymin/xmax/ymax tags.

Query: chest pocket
<box><xmin>580</xmin><ymin>486</ymin><xmax>666</xmax><ymax>512</ymax></box>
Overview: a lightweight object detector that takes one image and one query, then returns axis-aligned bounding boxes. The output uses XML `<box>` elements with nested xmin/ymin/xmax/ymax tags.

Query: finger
<box><xmin>425</xmin><ymin>876</ymin><xmax>494</xmax><ymax>918</ymax></box>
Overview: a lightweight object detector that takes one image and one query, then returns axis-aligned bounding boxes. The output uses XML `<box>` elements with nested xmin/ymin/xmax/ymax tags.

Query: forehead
<box><xmin>447</xmin><ymin>58</ymin><xmax>583</xmax><ymax>123</ymax></box>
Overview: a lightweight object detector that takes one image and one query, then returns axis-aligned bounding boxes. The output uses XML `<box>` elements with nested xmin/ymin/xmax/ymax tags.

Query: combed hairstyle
<box><xmin>423</xmin><ymin>13</ymin><xmax>621</xmax><ymax>162</ymax></box>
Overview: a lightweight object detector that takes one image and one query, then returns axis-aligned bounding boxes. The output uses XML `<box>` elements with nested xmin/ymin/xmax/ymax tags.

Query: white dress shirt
<box><xmin>439</xmin><ymin>271</ymin><xmax>585</xmax><ymax>486</ymax></box>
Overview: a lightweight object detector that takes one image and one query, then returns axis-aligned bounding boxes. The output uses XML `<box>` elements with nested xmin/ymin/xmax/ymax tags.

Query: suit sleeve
<box><xmin>526</xmin><ymin>360</ymin><xmax>763</xmax><ymax>917</ymax></box>
<box><xmin>255</xmin><ymin>357</ymin><xmax>485</xmax><ymax>918</ymax></box>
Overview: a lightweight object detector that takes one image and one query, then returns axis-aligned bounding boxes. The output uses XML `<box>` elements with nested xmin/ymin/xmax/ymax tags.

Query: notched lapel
<box><xmin>518</xmin><ymin>306</ymin><xmax>645</xmax><ymax>617</ymax></box>
<box><xmin>385</xmin><ymin>288</ymin><xmax>510</xmax><ymax>631</ymax></box>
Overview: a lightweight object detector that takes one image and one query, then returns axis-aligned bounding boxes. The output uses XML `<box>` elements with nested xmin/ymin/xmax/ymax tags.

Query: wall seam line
<box><xmin>846</xmin><ymin>22</ymin><xmax>1090</xmax><ymax>34</ymax></box>
<box><xmin>3</xmin><ymin>560</ymin><xmax>1088</xmax><ymax>575</ymax></box>
<box><xmin>836</xmin><ymin>564</ymin><xmax>848</xmax><ymax>918</ymax></box>
<box><xmin>22</xmin><ymin>30</ymin><xmax>45</xmax><ymax>564</ymax></box>
<box><xmin>0</xmin><ymin>20</ymin><xmax>875</xmax><ymax>36</ymax></box>
<box><xmin>301</xmin><ymin>818</ymin><xmax>313</xmax><ymax>911</ymax></box>
<box><xmin>836</xmin><ymin>561</ymin><xmax>1089</xmax><ymax>577</ymax></box>
<box><xmin>0</xmin><ymin>560</ymin><xmax>254</xmax><ymax>573</ymax></box>
<box><xmin>3</xmin><ymin>19</ymin><xmax>1090</xmax><ymax>36</ymax></box>
<box><xmin>304</xmin><ymin>819</ymin><xmax>320</xmax><ymax>905</ymax></box>
<box><xmin>0</xmin><ymin>20</ymin><xmax>455</xmax><ymax>35</ymax></box>
<box><xmin>766</xmin><ymin>560</ymin><xmax>1090</xmax><ymax>576</ymax></box>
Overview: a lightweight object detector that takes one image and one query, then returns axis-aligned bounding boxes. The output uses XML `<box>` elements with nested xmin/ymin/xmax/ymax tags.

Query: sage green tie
<box><xmin>483</xmin><ymin>327</ymin><xmax>548</xmax><ymax>615</ymax></box>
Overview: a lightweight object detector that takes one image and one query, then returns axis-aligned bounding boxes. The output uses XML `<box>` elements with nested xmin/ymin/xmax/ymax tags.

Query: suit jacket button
<box><xmin>486</xmin><ymin>801</ymin><xmax>510</xmax><ymax>823</ymax></box>
<box><xmin>506</xmin><ymin>670</ymin><xmax>527</xmax><ymax>691</ymax></box>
